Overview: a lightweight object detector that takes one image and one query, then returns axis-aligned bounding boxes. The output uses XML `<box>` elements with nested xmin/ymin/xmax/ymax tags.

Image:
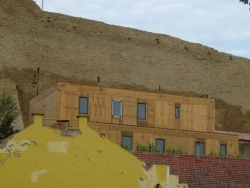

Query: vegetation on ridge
<box><xmin>0</xmin><ymin>95</ymin><xmax>20</xmax><ymax>140</ymax></box>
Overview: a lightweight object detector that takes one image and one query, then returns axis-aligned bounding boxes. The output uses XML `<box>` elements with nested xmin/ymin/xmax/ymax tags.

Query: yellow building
<box><xmin>30</xmin><ymin>82</ymin><xmax>239</xmax><ymax>156</ymax></box>
<box><xmin>0</xmin><ymin>114</ymin><xmax>190</xmax><ymax>187</ymax></box>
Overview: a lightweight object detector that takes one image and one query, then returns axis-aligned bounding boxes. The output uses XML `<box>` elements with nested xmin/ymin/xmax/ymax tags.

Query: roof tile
<box><xmin>133</xmin><ymin>152</ymin><xmax>250</xmax><ymax>188</ymax></box>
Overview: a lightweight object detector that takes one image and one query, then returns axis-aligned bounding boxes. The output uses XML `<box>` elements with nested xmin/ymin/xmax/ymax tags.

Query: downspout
<box><xmin>166</xmin><ymin>165</ymin><xmax>170</xmax><ymax>188</ymax></box>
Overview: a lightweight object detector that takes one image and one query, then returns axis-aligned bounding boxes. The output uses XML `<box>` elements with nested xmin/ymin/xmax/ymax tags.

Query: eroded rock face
<box><xmin>0</xmin><ymin>0</ymin><xmax>250</xmax><ymax>132</ymax></box>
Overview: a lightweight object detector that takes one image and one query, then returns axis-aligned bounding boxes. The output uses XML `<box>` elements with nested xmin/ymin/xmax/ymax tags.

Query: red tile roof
<box><xmin>133</xmin><ymin>152</ymin><xmax>250</xmax><ymax>188</ymax></box>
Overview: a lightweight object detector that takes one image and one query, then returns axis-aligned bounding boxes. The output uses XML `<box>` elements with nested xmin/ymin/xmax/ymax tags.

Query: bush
<box><xmin>121</xmin><ymin>143</ymin><xmax>130</xmax><ymax>150</ymax></box>
<box><xmin>227</xmin><ymin>153</ymin><xmax>234</xmax><ymax>158</ymax></box>
<box><xmin>208</xmin><ymin>150</ymin><xmax>219</xmax><ymax>157</ymax></box>
<box><xmin>166</xmin><ymin>146</ymin><xmax>184</xmax><ymax>155</ymax></box>
<box><xmin>136</xmin><ymin>142</ymin><xmax>159</xmax><ymax>152</ymax></box>
<box><xmin>0</xmin><ymin>94</ymin><xmax>20</xmax><ymax>140</ymax></box>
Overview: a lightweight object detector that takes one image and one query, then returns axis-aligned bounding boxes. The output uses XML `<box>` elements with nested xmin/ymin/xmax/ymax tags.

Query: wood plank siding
<box><xmin>51</xmin><ymin>82</ymin><xmax>215</xmax><ymax>132</ymax></box>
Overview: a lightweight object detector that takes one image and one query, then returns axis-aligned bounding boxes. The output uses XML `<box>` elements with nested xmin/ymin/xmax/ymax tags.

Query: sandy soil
<box><xmin>0</xmin><ymin>0</ymin><xmax>250</xmax><ymax>132</ymax></box>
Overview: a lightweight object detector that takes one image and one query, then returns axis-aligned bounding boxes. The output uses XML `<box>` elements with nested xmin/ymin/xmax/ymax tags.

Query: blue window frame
<box><xmin>112</xmin><ymin>100</ymin><xmax>122</xmax><ymax>118</ymax></box>
<box><xmin>175</xmin><ymin>106</ymin><xmax>180</xmax><ymax>118</ymax></box>
<box><xmin>220</xmin><ymin>144</ymin><xmax>227</xmax><ymax>156</ymax></box>
<box><xmin>137</xmin><ymin>103</ymin><xmax>146</xmax><ymax>120</ymax></box>
<box><xmin>196</xmin><ymin>142</ymin><xmax>204</xmax><ymax>156</ymax></box>
<box><xmin>79</xmin><ymin>97</ymin><xmax>88</xmax><ymax>114</ymax></box>
<box><xmin>122</xmin><ymin>136</ymin><xmax>132</xmax><ymax>150</ymax></box>
<box><xmin>156</xmin><ymin>139</ymin><xmax>165</xmax><ymax>152</ymax></box>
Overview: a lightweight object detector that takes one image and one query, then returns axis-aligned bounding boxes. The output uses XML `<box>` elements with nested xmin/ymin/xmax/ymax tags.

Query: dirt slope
<box><xmin>0</xmin><ymin>0</ymin><xmax>250</xmax><ymax>132</ymax></box>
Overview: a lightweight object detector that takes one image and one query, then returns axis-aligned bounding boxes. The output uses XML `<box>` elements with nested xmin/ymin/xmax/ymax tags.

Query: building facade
<box><xmin>30</xmin><ymin>82</ymin><xmax>239</xmax><ymax>156</ymax></box>
<box><xmin>215</xmin><ymin>130</ymin><xmax>250</xmax><ymax>157</ymax></box>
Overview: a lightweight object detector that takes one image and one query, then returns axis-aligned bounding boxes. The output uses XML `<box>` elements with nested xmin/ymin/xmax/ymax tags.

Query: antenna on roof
<box><xmin>32</xmin><ymin>67</ymin><xmax>40</xmax><ymax>95</ymax></box>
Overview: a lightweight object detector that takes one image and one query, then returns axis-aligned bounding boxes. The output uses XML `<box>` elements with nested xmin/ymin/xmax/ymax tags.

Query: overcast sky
<box><xmin>33</xmin><ymin>0</ymin><xmax>250</xmax><ymax>59</ymax></box>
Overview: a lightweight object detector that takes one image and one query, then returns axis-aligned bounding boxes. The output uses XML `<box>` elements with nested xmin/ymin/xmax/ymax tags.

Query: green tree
<box><xmin>239</xmin><ymin>0</ymin><xmax>250</xmax><ymax>9</ymax></box>
<box><xmin>240</xmin><ymin>0</ymin><xmax>249</xmax><ymax>5</ymax></box>
<box><xmin>0</xmin><ymin>94</ymin><xmax>20</xmax><ymax>140</ymax></box>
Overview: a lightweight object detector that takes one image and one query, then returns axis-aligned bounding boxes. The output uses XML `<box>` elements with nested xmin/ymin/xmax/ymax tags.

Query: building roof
<box><xmin>89</xmin><ymin>121</ymin><xmax>239</xmax><ymax>136</ymax></box>
<box><xmin>133</xmin><ymin>152</ymin><xmax>250</xmax><ymax>188</ymax></box>
<box><xmin>0</xmin><ymin>115</ymin><xmax>167</xmax><ymax>188</ymax></box>
<box><xmin>215</xmin><ymin>130</ymin><xmax>250</xmax><ymax>141</ymax></box>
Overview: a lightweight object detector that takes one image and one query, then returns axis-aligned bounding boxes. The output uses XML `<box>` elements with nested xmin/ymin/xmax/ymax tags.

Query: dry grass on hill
<box><xmin>0</xmin><ymin>0</ymin><xmax>250</xmax><ymax>132</ymax></box>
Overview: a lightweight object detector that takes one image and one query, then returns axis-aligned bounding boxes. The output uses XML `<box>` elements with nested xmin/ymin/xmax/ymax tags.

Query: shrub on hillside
<box><xmin>0</xmin><ymin>94</ymin><xmax>20</xmax><ymax>140</ymax></box>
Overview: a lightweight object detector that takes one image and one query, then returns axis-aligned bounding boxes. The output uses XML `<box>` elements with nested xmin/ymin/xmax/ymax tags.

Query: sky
<box><xmin>33</xmin><ymin>0</ymin><xmax>250</xmax><ymax>59</ymax></box>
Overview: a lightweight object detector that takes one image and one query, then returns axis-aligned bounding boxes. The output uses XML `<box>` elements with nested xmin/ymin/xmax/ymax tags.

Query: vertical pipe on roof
<box><xmin>166</xmin><ymin>166</ymin><xmax>170</xmax><ymax>188</ymax></box>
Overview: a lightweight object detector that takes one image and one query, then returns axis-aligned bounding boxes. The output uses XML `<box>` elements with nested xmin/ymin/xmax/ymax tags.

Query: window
<box><xmin>122</xmin><ymin>136</ymin><xmax>132</xmax><ymax>150</ymax></box>
<box><xmin>220</xmin><ymin>144</ymin><xmax>227</xmax><ymax>156</ymax></box>
<box><xmin>79</xmin><ymin>97</ymin><xmax>88</xmax><ymax>114</ymax></box>
<box><xmin>156</xmin><ymin>139</ymin><xmax>165</xmax><ymax>152</ymax></box>
<box><xmin>137</xmin><ymin>103</ymin><xmax>146</xmax><ymax>120</ymax></box>
<box><xmin>112</xmin><ymin>100</ymin><xmax>122</xmax><ymax>118</ymax></box>
<box><xmin>195</xmin><ymin>142</ymin><xmax>204</xmax><ymax>156</ymax></box>
<box><xmin>175</xmin><ymin>106</ymin><xmax>180</xmax><ymax>118</ymax></box>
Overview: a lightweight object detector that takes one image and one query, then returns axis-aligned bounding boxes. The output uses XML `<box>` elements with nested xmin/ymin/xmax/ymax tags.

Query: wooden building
<box><xmin>30</xmin><ymin>82</ymin><xmax>239</xmax><ymax>156</ymax></box>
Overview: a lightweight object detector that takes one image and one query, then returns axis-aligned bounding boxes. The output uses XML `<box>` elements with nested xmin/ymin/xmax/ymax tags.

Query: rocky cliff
<box><xmin>0</xmin><ymin>0</ymin><xmax>250</xmax><ymax>132</ymax></box>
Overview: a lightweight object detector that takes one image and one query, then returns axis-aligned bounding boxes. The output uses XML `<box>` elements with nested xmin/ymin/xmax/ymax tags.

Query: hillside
<box><xmin>0</xmin><ymin>0</ymin><xmax>250</xmax><ymax>132</ymax></box>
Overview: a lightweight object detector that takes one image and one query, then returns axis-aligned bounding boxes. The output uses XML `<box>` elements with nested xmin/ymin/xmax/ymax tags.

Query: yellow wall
<box><xmin>90</xmin><ymin>122</ymin><xmax>239</xmax><ymax>156</ymax></box>
<box><xmin>0</xmin><ymin>115</ymin><xmax>170</xmax><ymax>188</ymax></box>
<box><xmin>170</xmin><ymin>175</ymin><xmax>189</xmax><ymax>188</ymax></box>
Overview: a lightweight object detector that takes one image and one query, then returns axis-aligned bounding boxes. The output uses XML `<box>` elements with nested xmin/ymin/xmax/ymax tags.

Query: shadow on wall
<box><xmin>215</xmin><ymin>99</ymin><xmax>250</xmax><ymax>133</ymax></box>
